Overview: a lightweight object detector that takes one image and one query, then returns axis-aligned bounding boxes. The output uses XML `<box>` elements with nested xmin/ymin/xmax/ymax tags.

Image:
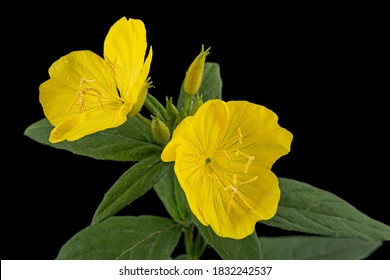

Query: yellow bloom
<box><xmin>39</xmin><ymin>17</ymin><xmax>153</xmax><ymax>143</ymax></box>
<box><xmin>161</xmin><ymin>100</ymin><xmax>293</xmax><ymax>239</ymax></box>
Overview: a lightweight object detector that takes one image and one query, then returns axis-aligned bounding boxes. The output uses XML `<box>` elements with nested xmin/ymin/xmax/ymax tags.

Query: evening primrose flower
<box><xmin>161</xmin><ymin>100</ymin><xmax>293</xmax><ymax>239</ymax></box>
<box><xmin>39</xmin><ymin>17</ymin><xmax>152</xmax><ymax>143</ymax></box>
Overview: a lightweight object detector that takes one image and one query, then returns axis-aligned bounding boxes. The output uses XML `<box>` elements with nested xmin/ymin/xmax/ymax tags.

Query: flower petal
<box><xmin>39</xmin><ymin>50</ymin><xmax>130</xmax><ymax>142</ymax></box>
<box><xmin>104</xmin><ymin>17</ymin><xmax>152</xmax><ymax>104</ymax></box>
<box><xmin>161</xmin><ymin>100</ymin><xmax>229</xmax><ymax>162</ymax></box>
<box><xmin>221</xmin><ymin>101</ymin><xmax>293</xmax><ymax>169</ymax></box>
<box><xmin>210</xmin><ymin>159</ymin><xmax>281</xmax><ymax>239</ymax></box>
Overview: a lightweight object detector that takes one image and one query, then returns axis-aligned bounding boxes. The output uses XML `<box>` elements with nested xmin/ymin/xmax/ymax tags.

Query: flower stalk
<box><xmin>183</xmin><ymin>223</ymin><xmax>195</xmax><ymax>259</ymax></box>
<box><xmin>135</xmin><ymin>113</ymin><xmax>151</xmax><ymax>128</ymax></box>
<box><xmin>144</xmin><ymin>93</ymin><xmax>168</xmax><ymax>121</ymax></box>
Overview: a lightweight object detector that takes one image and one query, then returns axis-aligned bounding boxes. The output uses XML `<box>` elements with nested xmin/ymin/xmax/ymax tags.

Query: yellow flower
<box><xmin>161</xmin><ymin>100</ymin><xmax>293</xmax><ymax>239</ymax></box>
<box><xmin>39</xmin><ymin>17</ymin><xmax>153</xmax><ymax>143</ymax></box>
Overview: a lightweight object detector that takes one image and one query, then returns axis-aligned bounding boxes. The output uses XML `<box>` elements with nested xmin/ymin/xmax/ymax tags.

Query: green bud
<box><xmin>165</xmin><ymin>96</ymin><xmax>181</xmax><ymax>131</ymax></box>
<box><xmin>151</xmin><ymin>115</ymin><xmax>171</xmax><ymax>144</ymax></box>
<box><xmin>189</xmin><ymin>94</ymin><xmax>203</xmax><ymax>115</ymax></box>
<box><xmin>183</xmin><ymin>45</ymin><xmax>211</xmax><ymax>96</ymax></box>
<box><xmin>166</xmin><ymin>96</ymin><xmax>179</xmax><ymax>122</ymax></box>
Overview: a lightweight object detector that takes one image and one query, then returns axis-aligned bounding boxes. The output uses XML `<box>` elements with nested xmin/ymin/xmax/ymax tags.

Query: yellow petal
<box><xmin>161</xmin><ymin>100</ymin><xmax>229</xmax><ymax>162</ymax></box>
<box><xmin>210</xmin><ymin>159</ymin><xmax>281</xmax><ymax>238</ymax></box>
<box><xmin>221</xmin><ymin>101</ymin><xmax>293</xmax><ymax>169</ymax></box>
<box><xmin>49</xmin><ymin>114</ymin><xmax>84</xmax><ymax>143</ymax></box>
<box><xmin>39</xmin><ymin>50</ymin><xmax>130</xmax><ymax>142</ymax></box>
<box><xmin>128</xmin><ymin>78</ymin><xmax>151</xmax><ymax>116</ymax></box>
<box><xmin>104</xmin><ymin>17</ymin><xmax>152</xmax><ymax>105</ymax></box>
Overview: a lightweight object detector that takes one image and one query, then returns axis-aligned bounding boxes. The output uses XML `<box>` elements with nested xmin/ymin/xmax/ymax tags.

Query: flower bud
<box><xmin>165</xmin><ymin>96</ymin><xmax>179</xmax><ymax>119</ymax></box>
<box><xmin>165</xmin><ymin>96</ymin><xmax>180</xmax><ymax>131</ymax></box>
<box><xmin>151</xmin><ymin>115</ymin><xmax>171</xmax><ymax>144</ymax></box>
<box><xmin>189</xmin><ymin>94</ymin><xmax>203</xmax><ymax>115</ymax></box>
<box><xmin>183</xmin><ymin>45</ymin><xmax>211</xmax><ymax>96</ymax></box>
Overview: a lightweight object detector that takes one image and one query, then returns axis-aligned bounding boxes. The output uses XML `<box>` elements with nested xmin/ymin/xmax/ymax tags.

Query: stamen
<box><xmin>203</xmin><ymin>158</ymin><xmax>221</xmax><ymax>183</ymax></box>
<box><xmin>237</xmin><ymin>127</ymin><xmax>243</xmax><ymax>144</ymax></box>
<box><xmin>195</xmin><ymin>150</ymin><xmax>202</xmax><ymax>166</ymax></box>
<box><xmin>222</xmin><ymin>149</ymin><xmax>255</xmax><ymax>174</ymax></box>
<box><xmin>235</xmin><ymin>149</ymin><xmax>255</xmax><ymax>173</ymax></box>
<box><xmin>204</xmin><ymin>148</ymin><xmax>257</xmax><ymax>218</ymax></box>
<box><xmin>68</xmin><ymin>78</ymin><xmax>105</xmax><ymax>113</ymax></box>
<box><xmin>204</xmin><ymin>171</ymin><xmax>220</xmax><ymax>183</ymax></box>
<box><xmin>236</xmin><ymin>176</ymin><xmax>258</xmax><ymax>188</ymax></box>
<box><xmin>224</xmin><ymin>180</ymin><xmax>238</xmax><ymax>218</ymax></box>
<box><xmin>224</xmin><ymin>174</ymin><xmax>257</xmax><ymax>217</ymax></box>
<box><xmin>80</xmin><ymin>77</ymin><xmax>95</xmax><ymax>85</ymax></box>
<box><xmin>104</xmin><ymin>56</ymin><xmax>118</xmax><ymax>73</ymax></box>
<box><xmin>104</xmin><ymin>55</ymin><xmax>128</xmax><ymax>95</ymax></box>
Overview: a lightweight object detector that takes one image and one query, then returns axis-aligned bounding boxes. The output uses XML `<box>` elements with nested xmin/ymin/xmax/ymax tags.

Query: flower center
<box><xmin>68</xmin><ymin>78</ymin><xmax>123</xmax><ymax>113</ymax></box>
<box><xmin>201</xmin><ymin>126</ymin><xmax>258</xmax><ymax>217</ymax></box>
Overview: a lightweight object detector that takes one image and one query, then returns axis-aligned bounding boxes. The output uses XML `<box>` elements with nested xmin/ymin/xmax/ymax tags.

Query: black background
<box><xmin>3</xmin><ymin>4</ymin><xmax>389</xmax><ymax>260</ymax></box>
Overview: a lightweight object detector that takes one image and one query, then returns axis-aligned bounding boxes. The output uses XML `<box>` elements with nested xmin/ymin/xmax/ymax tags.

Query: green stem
<box><xmin>184</xmin><ymin>224</ymin><xmax>195</xmax><ymax>259</ymax></box>
<box><xmin>192</xmin><ymin>231</ymin><xmax>207</xmax><ymax>259</ymax></box>
<box><xmin>135</xmin><ymin>113</ymin><xmax>151</xmax><ymax>128</ymax></box>
<box><xmin>182</xmin><ymin>95</ymin><xmax>192</xmax><ymax>116</ymax></box>
<box><xmin>144</xmin><ymin>93</ymin><xmax>168</xmax><ymax>121</ymax></box>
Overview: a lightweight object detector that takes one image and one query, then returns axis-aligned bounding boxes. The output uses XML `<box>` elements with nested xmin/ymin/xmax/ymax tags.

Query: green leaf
<box><xmin>153</xmin><ymin>163</ymin><xmax>189</xmax><ymax>223</ymax></box>
<box><xmin>56</xmin><ymin>216</ymin><xmax>182</xmax><ymax>260</ymax></box>
<box><xmin>92</xmin><ymin>156</ymin><xmax>170</xmax><ymax>225</ymax></box>
<box><xmin>177</xmin><ymin>62</ymin><xmax>222</xmax><ymax>109</ymax></box>
<box><xmin>262</xmin><ymin>178</ymin><xmax>390</xmax><ymax>241</ymax></box>
<box><xmin>24</xmin><ymin>117</ymin><xmax>162</xmax><ymax>162</ymax></box>
<box><xmin>193</xmin><ymin>215</ymin><xmax>262</xmax><ymax>260</ymax></box>
<box><xmin>260</xmin><ymin>235</ymin><xmax>382</xmax><ymax>260</ymax></box>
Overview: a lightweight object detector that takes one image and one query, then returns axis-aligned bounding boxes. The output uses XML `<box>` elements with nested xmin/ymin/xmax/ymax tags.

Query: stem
<box><xmin>193</xmin><ymin>231</ymin><xmax>207</xmax><ymax>259</ymax></box>
<box><xmin>135</xmin><ymin>113</ymin><xmax>151</xmax><ymax>128</ymax></box>
<box><xmin>184</xmin><ymin>224</ymin><xmax>195</xmax><ymax>259</ymax></box>
<box><xmin>144</xmin><ymin>93</ymin><xmax>168</xmax><ymax>121</ymax></box>
<box><xmin>182</xmin><ymin>95</ymin><xmax>192</xmax><ymax>116</ymax></box>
